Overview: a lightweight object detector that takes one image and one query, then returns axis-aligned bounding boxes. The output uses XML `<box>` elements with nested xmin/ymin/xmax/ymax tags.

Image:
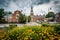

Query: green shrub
<box><xmin>54</xmin><ymin>24</ymin><xmax>60</xmax><ymax>31</ymax></box>
<box><xmin>1</xmin><ymin>26</ymin><xmax>55</xmax><ymax>40</ymax></box>
<box><xmin>3</xmin><ymin>25</ymin><xmax>17</xmax><ymax>32</ymax></box>
<box><xmin>57</xmin><ymin>30</ymin><xmax>60</xmax><ymax>35</ymax></box>
<box><xmin>41</xmin><ymin>23</ymin><xmax>56</xmax><ymax>27</ymax></box>
<box><xmin>41</xmin><ymin>24</ymin><xmax>49</xmax><ymax>27</ymax></box>
<box><xmin>9</xmin><ymin>25</ymin><xmax>17</xmax><ymax>29</ymax></box>
<box><xmin>54</xmin><ymin>24</ymin><xmax>60</xmax><ymax>34</ymax></box>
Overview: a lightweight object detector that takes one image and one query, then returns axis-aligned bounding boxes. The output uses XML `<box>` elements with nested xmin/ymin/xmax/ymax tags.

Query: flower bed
<box><xmin>1</xmin><ymin>25</ymin><xmax>60</xmax><ymax>40</ymax></box>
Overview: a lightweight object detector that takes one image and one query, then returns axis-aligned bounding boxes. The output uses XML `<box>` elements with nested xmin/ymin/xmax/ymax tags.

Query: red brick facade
<box><xmin>6</xmin><ymin>10</ymin><xmax>22</xmax><ymax>23</ymax></box>
<box><xmin>12</xmin><ymin>10</ymin><xmax>22</xmax><ymax>22</ymax></box>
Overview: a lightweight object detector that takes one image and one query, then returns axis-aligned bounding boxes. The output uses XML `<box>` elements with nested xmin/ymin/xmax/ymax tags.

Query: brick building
<box><xmin>30</xmin><ymin>6</ymin><xmax>45</xmax><ymax>22</ymax></box>
<box><xmin>55</xmin><ymin>12</ymin><xmax>60</xmax><ymax>23</ymax></box>
<box><xmin>5</xmin><ymin>10</ymin><xmax>22</xmax><ymax>23</ymax></box>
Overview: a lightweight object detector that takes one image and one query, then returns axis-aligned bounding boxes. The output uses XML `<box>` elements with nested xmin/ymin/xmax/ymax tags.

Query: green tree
<box><xmin>19</xmin><ymin>14</ymin><xmax>31</xmax><ymax>23</ymax></box>
<box><xmin>4</xmin><ymin>11</ymin><xmax>12</xmax><ymax>15</ymax></box>
<box><xmin>8</xmin><ymin>11</ymin><xmax>12</xmax><ymax>14</ymax></box>
<box><xmin>45</xmin><ymin>12</ymin><xmax>55</xmax><ymax>19</ymax></box>
<box><xmin>0</xmin><ymin>8</ymin><xmax>12</xmax><ymax>23</ymax></box>
<box><xmin>0</xmin><ymin>8</ymin><xmax>5</xmax><ymax>23</ymax></box>
<box><xmin>19</xmin><ymin>14</ymin><xmax>26</xmax><ymax>23</ymax></box>
<box><xmin>28</xmin><ymin>16</ymin><xmax>31</xmax><ymax>22</ymax></box>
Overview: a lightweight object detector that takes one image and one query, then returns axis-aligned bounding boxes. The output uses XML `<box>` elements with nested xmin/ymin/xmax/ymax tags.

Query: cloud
<box><xmin>35</xmin><ymin>0</ymin><xmax>50</xmax><ymax>5</ymax></box>
<box><xmin>0</xmin><ymin>0</ymin><xmax>51</xmax><ymax>8</ymax></box>
<box><xmin>52</xmin><ymin>0</ymin><xmax>60</xmax><ymax>13</ymax></box>
<box><xmin>33</xmin><ymin>3</ymin><xmax>54</xmax><ymax>15</ymax></box>
<box><xmin>7</xmin><ymin>1</ymin><xmax>19</xmax><ymax>13</ymax></box>
<box><xmin>0</xmin><ymin>0</ymin><xmax>60</xmax><ymax>15</ymax></box>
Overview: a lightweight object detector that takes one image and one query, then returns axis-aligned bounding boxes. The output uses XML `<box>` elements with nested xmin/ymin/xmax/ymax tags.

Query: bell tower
<box><xmin>30</xmin><ymin>6</ymin><xmax>34</xmax><ymax>16</ymax></box>
<box><xmin>30</xmin><ymin>6</ymin><xmax>34</xmax><ymax>22</ymax></box>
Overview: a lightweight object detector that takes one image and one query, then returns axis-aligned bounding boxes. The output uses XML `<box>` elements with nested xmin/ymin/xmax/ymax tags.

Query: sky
<box><xmin>0</xmin><ymin>0</ymin><xmax>60</xmax><ymax>16</ymax></box>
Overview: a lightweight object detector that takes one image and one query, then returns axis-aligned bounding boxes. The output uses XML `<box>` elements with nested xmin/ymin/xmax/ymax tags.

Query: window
<box><xmin>16</xmin><ymin>14</ymin><xmax>19</xmax><ymax>19</ymax></box>
<box><xmin>16</xmin><ymin>14</ymin><xmax>19</xmax><ymax>17</ymax></box>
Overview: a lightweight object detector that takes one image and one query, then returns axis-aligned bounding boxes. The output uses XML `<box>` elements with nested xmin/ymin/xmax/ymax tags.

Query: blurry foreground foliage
<box><xmin>0</xmin><ymin>24</ymin><xmax>60</xmax><ymax>40</ymax></box>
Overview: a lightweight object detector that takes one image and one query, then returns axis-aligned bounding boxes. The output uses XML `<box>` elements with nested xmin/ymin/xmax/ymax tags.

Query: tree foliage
<box><xmin>0</xmin><ymin>8</ymin><xmax>5</xmax><ymax>23</ymax></box>
<box><xmin>0</xmin><ymin>8</ymin><xmax>12</xmax><ymax>23</ymax></box>
<box><xmin>4</xmin><ymin>11</ymin><xmax>12</xmax><ymax>16</ymax></box>
<box><xmin>19</xmin><ymin>14</ymin><xmax>26</xmax><ymax>23</ymax></box>
<box><xmin>45</xmin><ymin>12</ymin><xmax>55</xmax><ymax>19</ymax></box>
<box><xmin>8</xmin><ymin>11</ymin><xmax>12</xmax><ymax>14</ymax></box>
<box><xmin>19</xmin><ymin>14</ymin><xmax>31</xmax><ymax>23</ymax></box>
<box><xmin>28</xmin><ymin>16</ymin><xmax>31</xmax><ymax>22</ymax></box>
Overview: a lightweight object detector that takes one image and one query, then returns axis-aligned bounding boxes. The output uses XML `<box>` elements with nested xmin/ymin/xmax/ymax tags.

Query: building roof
<box><xmin>13</xmin><ymin>10</ymin><xmax>22</xmax><ymax>16</ymax></box>
<box><xmin>33</xmin><ymin>15</ymin><xmax>45</xmax><ymax>18</ymax></box>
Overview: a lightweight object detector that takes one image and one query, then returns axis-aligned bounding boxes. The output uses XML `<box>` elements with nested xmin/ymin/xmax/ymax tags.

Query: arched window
<box><xmin>16</xmin><ymin>14</ymin><xmax>19</xmax><ymax>19</ymax></box>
